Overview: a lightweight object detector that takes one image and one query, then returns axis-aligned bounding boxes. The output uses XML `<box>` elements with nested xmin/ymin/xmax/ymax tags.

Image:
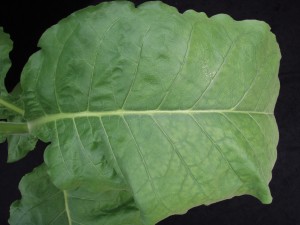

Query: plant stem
<box><xmin>0</xmin><ymin>122</ymin><xmax>28</xmax><ymax>135</ymax></box>
<box><xmin>0</xmin><ymin>97</ymin><xmax>24</xmax><ymax>116</ymax></box>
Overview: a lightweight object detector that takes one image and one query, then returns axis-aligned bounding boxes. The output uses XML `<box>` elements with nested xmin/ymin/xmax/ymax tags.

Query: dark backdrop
<box><xmin>0</xmin><ymin>0</ymin><xmax>299</xmax><ymax>225</ymax></box>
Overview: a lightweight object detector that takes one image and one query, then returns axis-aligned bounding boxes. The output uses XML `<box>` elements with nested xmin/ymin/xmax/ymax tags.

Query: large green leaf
<box><xmin>10</xmin><ymin>164</ymin><xmax>142</xmax><ymax>225</ymax></box>
<box><xmin>7</xmin><ymin>1</ymin><xmax>280</xmax><ymax>225</ymax></box>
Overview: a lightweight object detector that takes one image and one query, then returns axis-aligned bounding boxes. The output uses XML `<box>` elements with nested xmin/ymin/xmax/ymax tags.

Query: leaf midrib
<box><xmin>63</xmin><ymin>190</ymin><xmax>72</xmax><ymax>225</ymax></box>
<box><xmin>27</xmin><ymin>109</ymin><xmax>273</xmax><ymax>131</ymax></box>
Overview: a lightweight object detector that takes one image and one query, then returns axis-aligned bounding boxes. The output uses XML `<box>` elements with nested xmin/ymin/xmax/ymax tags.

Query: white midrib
<box><xmin>63</xmin><ymin>190</ymin><xmax>72</xmax><ymax>225</ymax></box>
<box><xmin>27</xmin><ymin>109</ymin><xmax>273</xmax><ymax>131</ymax></box>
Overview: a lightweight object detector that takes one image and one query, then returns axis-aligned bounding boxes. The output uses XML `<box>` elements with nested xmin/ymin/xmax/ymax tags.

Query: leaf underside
<box><xmin>3</xmin><ymin>1</ymin><xmax>280</xmax><ymax>225</ymax></box>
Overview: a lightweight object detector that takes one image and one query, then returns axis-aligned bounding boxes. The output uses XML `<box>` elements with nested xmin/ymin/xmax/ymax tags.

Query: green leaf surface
<box><xmin>0</xmin><ymin>27</ymin><xmax>12</xmax><ymax>94</ymax></box>
<box><xmin>0</xmin><ymin>83</ymin><xmax>24</xmax><ymax>119</ymax></box>
<box><xmin>0</xmin><ymin>27</ymin><xmax>13</xmax><ymax>120</ymax></box>
<box><xmin>7</xmin><ymin>131</ymin><xmax>37</xmax><ymax>163</ymax></box>
<box><xmin>0</xmin><ymin>28</ymin><xmax>13</xmax><ymax>143</ymax></box>
<box><xmin>9</xmin><ymin>164</ymin><xmax>142</xmax><ymax>225</ymax></box>
<box><xmin>7</xmin><ymin>1</ymin><xmax>280</xmax><ymax>225</ymax></box>
<box><xmin>0</xmin><ymin>29</ymin><xmax>37</xmax><ymax>160</ymax></box>
<box><xmin>0</xmin><ymin>114</ymin><xmax>38</xmax><ymax>162</ymax></box>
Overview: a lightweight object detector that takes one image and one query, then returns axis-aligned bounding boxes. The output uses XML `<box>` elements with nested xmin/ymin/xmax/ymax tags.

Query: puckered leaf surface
<box><xmin>8</xmin><ymin>1</ymin><xmax>280</xmax><ymax>225</ymax></box>
<box><xmin>0</xmin><ymin>27</ymin><xmax>12</xmax><ymax>94</ymax></box>
<box><xmin>9</xmin><ymin>164</ymin><xmax>142</xmax><ymax>225</ymax></box>
<box><xmin>0</xmin><ymin>27</ymin><xmax>13</xmax><ymax>122</ymax></box>
<box><xmin>0</xmin><ymin>28</ymin><xmax>37</xmax><ymax>161</ymax></box>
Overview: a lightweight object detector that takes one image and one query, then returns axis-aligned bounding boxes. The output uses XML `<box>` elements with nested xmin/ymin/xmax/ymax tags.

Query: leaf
<box><xmin>1</xmin><ymin>113</ymin><xmax>38</xmax><ymax>162</ymax></box>
<box><xmin>0</xmin><ymin>27</ymin><xmax>15</xmax><ymax>142</ymax></box>
<box><xmin>8</xmin><ymin>1</ymin><xmax>280</xmax><ymax>225</ymax></box>
<box><xmin>9</xmin><ymin>164</ymin><xmax>142</xmax><ymax>225</ymax></box>
<box><xmin>0</xmin><ymin>27</ymin><xmax>13</xmax><ymax>120</ymax></box>
<box><xmin>0</xmin><ymin>28</ymin><xmax>38</xmax><ymax>161</ymax></box>
<box><xmin>5</xmin><ymin>84</ymin><xmax>38</xmax><ymax>162</ymax></box>
<box><xmin>0</xmin><ymin>27</ymin><xmax>12</xmax><ymax>94</ymax></box>
<box><xmin>7</xmin><ymin>129</ymin><xmax>37</xmax><ymax>162</ymax></box>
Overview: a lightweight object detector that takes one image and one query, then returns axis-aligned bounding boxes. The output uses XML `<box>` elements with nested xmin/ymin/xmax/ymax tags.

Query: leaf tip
<box><xmin>251</xmin><ymin>186</ymin><xmax>273</xmax><ymax>204</ymax></box>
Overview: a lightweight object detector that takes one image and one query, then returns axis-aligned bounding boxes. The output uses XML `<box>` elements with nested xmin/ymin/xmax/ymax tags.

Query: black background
<box><xmin>0</xmin><ymin>0</ymin><xmax>299</xmax><ymax>225</ymax></box>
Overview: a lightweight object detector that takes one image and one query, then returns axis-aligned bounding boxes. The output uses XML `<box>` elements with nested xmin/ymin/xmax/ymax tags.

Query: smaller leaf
<box><xmin>7</xmin><ymin>134</ymin><xmax>37</xmax><ymax>163</ymax></box>
<box><xmin>0</xmin><ymin>27</ymin><xmax>13</xmax><ymax>94</ymax></box>
<box><xmin>0</xmin><ymin>29</ymin><xmax>37</xmax><ymax>161</ymax></box>
<box><xmin>9</xmin><ymin>164</ymin><xmax>142</xmax><ymax>225</ymax></box>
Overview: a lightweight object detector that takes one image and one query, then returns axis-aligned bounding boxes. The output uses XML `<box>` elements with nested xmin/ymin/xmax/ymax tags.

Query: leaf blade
<box><xmin>9</xmin><ymin>164</ymin><xmax>142</xmax><ymax>225</ymax></box>
<box><xmin>15</xmin><ymin>1</ymin><xmax>281</xmax><ymax>224</ymax></box>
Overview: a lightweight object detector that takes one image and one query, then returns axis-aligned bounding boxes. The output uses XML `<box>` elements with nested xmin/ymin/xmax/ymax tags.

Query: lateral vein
<box><xmin>0</xmin><ymin>97</ymin><xmax>24</xmax><ymax>115</ymax></box>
